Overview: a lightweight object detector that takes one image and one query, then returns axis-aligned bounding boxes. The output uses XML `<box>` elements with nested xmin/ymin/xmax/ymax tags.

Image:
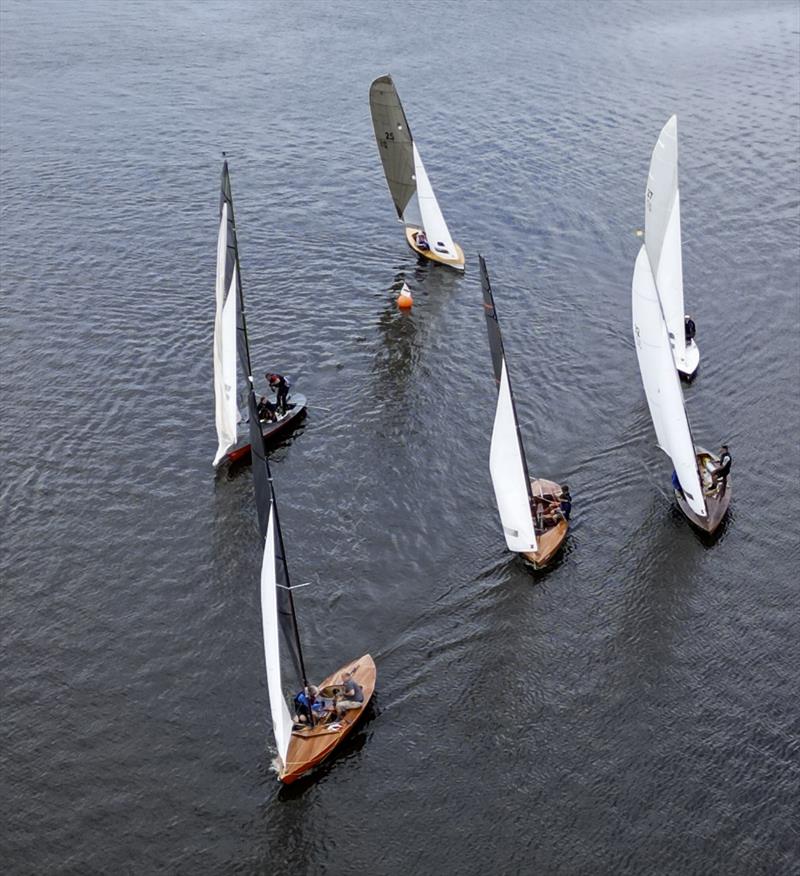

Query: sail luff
<box><xmin>632</xmin><ymin>245</ymin><xmax>706</xmax><ymax>517</ymax></box>
<box><xmin>645</xmin><ymin>116</ymin><xmax>686</xmax><ymax>367</ymax></box>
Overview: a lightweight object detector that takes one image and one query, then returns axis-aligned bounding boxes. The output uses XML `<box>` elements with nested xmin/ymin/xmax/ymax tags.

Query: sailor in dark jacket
<box><xmin>684</xmin><ymin>315</ymin><xmax>697</xmax><ymax>344</ymax></box>
<box><xmin>712</xmin><ymin>444</ymin><xmax>732</xmax><ymax>492</ymax></box>
<box><xmin>265</xmin><ymin>372</ymin><xmax>290</xmax><ymax>415</ymax></box>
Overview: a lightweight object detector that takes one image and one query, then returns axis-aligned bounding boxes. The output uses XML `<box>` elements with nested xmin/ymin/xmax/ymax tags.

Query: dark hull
<box><xmin>226</xmin><ymin>393</ymin><xmax>307</xmax><ymax>464</ymax></box>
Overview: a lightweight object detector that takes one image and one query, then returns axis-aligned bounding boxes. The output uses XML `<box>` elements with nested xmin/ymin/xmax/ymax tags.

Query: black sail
<box><xmin>479</xmin><ymin>255</ymin><xmax>534</xmax><ymax>501</ymax></box>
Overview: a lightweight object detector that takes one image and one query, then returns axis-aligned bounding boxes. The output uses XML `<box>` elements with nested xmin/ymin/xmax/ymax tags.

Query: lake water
<box><xmin>1</xmin><ymin>1</ymin><xmax>798</xmax><ymax>873</ymax></box>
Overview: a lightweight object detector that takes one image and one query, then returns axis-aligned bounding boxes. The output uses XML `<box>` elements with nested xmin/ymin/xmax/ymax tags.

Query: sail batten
<box><xmin>480</xmin><ymin>257</ymin><xmax>538</xmax><ymax>553</ymax></box>
<box><xmin>632</xmin><ymin>245</ymin><xmax>706</xmax><ymax>517</ymax></box>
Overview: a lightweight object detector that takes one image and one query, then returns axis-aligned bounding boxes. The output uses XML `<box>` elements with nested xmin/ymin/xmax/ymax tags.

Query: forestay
<box><xmin>413</xmin><ymin>143</ymin><xmax>458</xmax><ymax>261</ymax></box>
<box><xmin>632</xmin><ymin>246</ymin><xmax>706</xmax><ymax>518</ymax></box>
<box><xmin>481</xmin><ymin>257</ymin><xmax>538</xmax><ymax>553</ymax></box>
<box><xmin>645</xmin><ymin>116</ymin><xmax>687</xmax><ymax>370</ymax></box>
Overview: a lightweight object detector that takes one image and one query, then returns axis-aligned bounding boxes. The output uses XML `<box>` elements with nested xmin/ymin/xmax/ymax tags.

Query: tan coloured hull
<box><xmin>280</xmin><ymin>654</ymin><xmax>376</xmax><ymax>784</ymax></box>
<box><xmin>675</xmin><ymin>448</ymin><xmax>732</xmax><ymax>535</ymax></box>
<box><xmin>521</xmin><ymin>478</ymin><xmax>569</xmax><ymax>569</ymax></box>
<box><xmin>405</xmin><ymin>226</ymin><xmax>465</xmax><ymax>271</ymax></box>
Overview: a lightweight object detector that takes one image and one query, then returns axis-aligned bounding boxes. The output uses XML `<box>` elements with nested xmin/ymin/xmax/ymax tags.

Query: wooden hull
<box><xmin>521</xmin><ymin>478</ymin><xmax>569</xmax><ymax>569</ymax></box>
<box><xmin>280</xmin><ymin>654</ymin><xmax>376</xmax><ymax>784</ymax></box>
<box><xmin>405</xmin><ymin>226</ymin><xmax>465</xmax><ymax>271</ymax></box>
<box><xmin>674</xmin><ymin>447</ymin><xmax>732</xmax><ymax>534</ymax></box>
<box><xmin>226</xmin><ymin>393</ymin><xmax>307</xmax><ymax>464</ymax></box>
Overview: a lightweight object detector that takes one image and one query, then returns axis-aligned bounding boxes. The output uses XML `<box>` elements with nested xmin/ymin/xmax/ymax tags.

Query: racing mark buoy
<box><xmin>396</xmin><ymin>282</ymin><xmax>413</xmax><ymax>310</ymax></box>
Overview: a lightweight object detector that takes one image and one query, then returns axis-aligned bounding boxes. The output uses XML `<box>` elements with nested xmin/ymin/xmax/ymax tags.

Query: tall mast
<box><xmin>246</xmin><ymin>333</ymin><xmax>310</xmax><ymax>695</ymax></box>
<box><xmin>479</xmin><ymin>255</ymin><xmax>534</xmax><ymax>502</ymax></box>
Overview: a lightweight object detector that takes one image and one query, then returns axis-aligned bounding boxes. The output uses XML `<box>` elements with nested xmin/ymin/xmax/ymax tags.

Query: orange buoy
<box><xmin>396</xmin><ymin>282</ymin><xmax>413</xmax><ymax>309</ymax></box>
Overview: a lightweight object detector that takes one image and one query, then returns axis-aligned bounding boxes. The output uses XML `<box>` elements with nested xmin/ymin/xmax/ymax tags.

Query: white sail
<box><xmin>260</xmin><ymin>505</ymin><xmax>295</xmax><ymax>767</ymax></box>
<box><xmin>490</xmin><ymin>360</ymin><xmax>539</xmax><ymax>553</ymax></box>
<box><xmin>412</xmin><ymin>142</ymin><xmax>458</xmax><ymax>261</ymax></box>
<box><xmin>632</xmin><ymin>245</ymin><xmax>706</xmax><ymax>517</ymax></box>
<box><xmin>645</xmin><ymin>115</ymin><xmax>689</xmax><ymax>370</ymax></box>
<box><xmin>212</xmin><ymin>203</ymin><xmax>240</xmax><ymax>467</ymax></box>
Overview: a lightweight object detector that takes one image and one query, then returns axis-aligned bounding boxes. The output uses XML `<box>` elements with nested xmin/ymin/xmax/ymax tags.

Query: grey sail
<box><xmin>369</xmin><ymin>74</ymin><xmax>417</xmax><ymax>222</ymax></box>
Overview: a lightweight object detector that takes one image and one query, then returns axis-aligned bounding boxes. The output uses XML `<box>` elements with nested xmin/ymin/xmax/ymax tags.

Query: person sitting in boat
<box><xmin>671</xmin><ymin>469</ymin><xmax>683</xmax><ymax>495</ymax></box>
<box><xmin>292</xmin><ymin>685</ymin><xmax>332</xmax><ymax>725</ymax></box>
<box><xmin>711</xmin><ymin>444</ymin><xmax>732</xmax><ymax>491</ymax></box>
<box><xmin>265</xmin><ymin>372</ymin><xmax>290</xmax><ymax>415</ymax></box>
<box><xmin>335</xmin><ymin>671</ymin><xmax>364</xmax><ymax>717</ymax></box>
<box><xmin>684</xmin><ymin>315</ymin><xmax>696</xmax><ymax>344</ymax></box>
<box><xmin>257</xmin><ymin>395</ymin><xmax>277</xmax><ymax>422</ymax></box>
<box><xmin>292</xmin><ymin>687</ymin><xmax>315</xmax><ymax>725</ymax></box>
<box><xmin>533</xmin><ymin>495</ymin><xmax>560</xmax><ymax>528</ymax></box>
<box><xmin>559</xmin><ymin>484</ymin><xmax>572</xmax><ymax>521</ymax></box>
<box><xmin>415</xmin><ymin>229</ymin><xmax>430</xmax><ymax>251</ymax></box>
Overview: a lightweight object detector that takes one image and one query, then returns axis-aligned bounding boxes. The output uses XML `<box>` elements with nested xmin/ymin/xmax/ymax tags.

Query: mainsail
<box><xmin>369</xmin><ymin>74</ymin><xmax>457</xmax><ymax>251</ymax></box>
<box><xmin>645</xmin><ymin>116</ymin><xmax>688</xmax><ymax>371</ymax></box>
<box><xmin>213</xmin><ymin>160</ymin><xmax>256</xmax><ymax>467</ymax></box>
<box><xmin>480</xmin><ymin>256</ymin><xmax>538</xmax><ymax>553</ymax></box>
<box><xmin>632</xmin><ymin>245</ymin><xmax>706</xmax><ymax>518</ymax></box>
<box><xmin>248</xmin><ymin>388</ymin><xmax>308</xmax><ymax>768</ymax></box>
<box><xmin>369</xmin><ymin>75</ymin><xmax>417</xmax><ymax>223</ymax></box>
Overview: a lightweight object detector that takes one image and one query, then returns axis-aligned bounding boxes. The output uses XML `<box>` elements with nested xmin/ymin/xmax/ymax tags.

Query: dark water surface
<box><xmin>2</xmin><ymin>1</ymin><xmax>799</xmax><ymax>873</ymax></box>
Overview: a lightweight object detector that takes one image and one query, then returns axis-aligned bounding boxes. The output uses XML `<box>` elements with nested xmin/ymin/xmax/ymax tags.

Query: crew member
<box><xmin>335</xmin><ymin>670</ymin><xmax>364</xmax><ymax>717</ymax></box>
<box><xmin>265</xmin><ymin>372</ymin><xmax>290</xmax><ymax>415</ymax></box>
<box><xmin>559</xmin><ymin>484</ymin><xmax>572</xmax><ymax>521</ymax></box>
<box><xmin>684</xmin><ymin>315</ymin><xmax>696</xmax><ymax>344</ymax></box>
<box><xmin>712</xmin><ymin>444</ymin><xmax>732</xmax><ymax>492</ymax></box>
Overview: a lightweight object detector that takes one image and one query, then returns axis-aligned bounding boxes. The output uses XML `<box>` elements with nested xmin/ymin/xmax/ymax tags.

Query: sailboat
<box><xmin>644</xmin><ymin>115</ymin><xmax>699</xmax><ymax>380</ymax></box>
<box><xmin>632</xmin><ymin>242</ymin><xmax>731</xmax><ymax>534</ymax></box>
<box><xmin>480</xmin><ymin>256</ymin><xmax>569</xmax><ymax>568</ymax></box>
<box><xmin>212</xmin><ymin>160</ymin><xmax>306</xmax><ymax>467</ymax></box>
<box><xmin>369</xmin><ymin>74</ymin><xmax>465</xmax><ymax>271</ymax></box>
<box><xmin>246</xmin><ymin>386</ymin><xmax>376</xmax><ymax>784</ymax></box>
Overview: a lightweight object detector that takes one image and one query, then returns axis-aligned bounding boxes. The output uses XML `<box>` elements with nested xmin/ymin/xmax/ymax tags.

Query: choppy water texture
<box><xmin>2</xmin><ymin>1</ymin><xmax>799</xmax><ymax>873</ymax></box>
